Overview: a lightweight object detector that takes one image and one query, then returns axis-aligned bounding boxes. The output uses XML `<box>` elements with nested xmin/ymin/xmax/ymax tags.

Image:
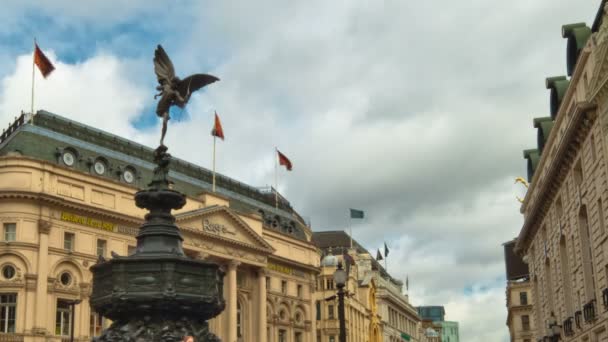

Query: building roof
<box><xmin>0</xmin><ymin>111</ymin><xmax>310</xmax><ymax>241</ymax></box>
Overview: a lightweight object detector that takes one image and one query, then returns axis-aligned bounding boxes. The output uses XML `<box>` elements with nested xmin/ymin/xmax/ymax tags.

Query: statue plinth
<box><xmin>90</xmin><ymin>146</ymin><xmax>225</xmax><ymax>342</ymax></box>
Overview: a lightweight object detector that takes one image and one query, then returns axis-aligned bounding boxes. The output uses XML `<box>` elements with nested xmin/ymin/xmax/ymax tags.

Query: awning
<box><xmin>401</xmin><ymin>333</ymin><xmax>411</xmax><ymax>341</ymax></box>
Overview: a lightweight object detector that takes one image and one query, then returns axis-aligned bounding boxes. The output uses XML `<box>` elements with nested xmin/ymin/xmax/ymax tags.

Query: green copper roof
<box><xmin>562</xmin><ymin>23</ymin><xmax>592</xmax><ymax>76</ymax></box>
<box><xmin>545</xmin><ymin>76</ymin><xmax>570</xmax><ymax>119</ymax></box>
<box><xmin>592</xmin><ymin>0</ymin><xmax>607</xmax><ymax>33</ymax></box>
<box><xmin>523</xmin><ymin>149</ymin><xmax>540</xmax><ymax>183</ymax></box>
<box><xmin>0</xmin><ymin>111</ymin><xmax>310</xmax><ymax>241</ymax></box>
<box><xmin>533</xmin><ymin>117</ymin><xmax>554</xmax><ymax>154</ymax></box>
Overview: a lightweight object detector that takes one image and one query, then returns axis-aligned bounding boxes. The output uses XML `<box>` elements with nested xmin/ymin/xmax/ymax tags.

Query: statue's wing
<box><xmin>153</xmin><ymin>45</ymin><xmax>176</xmax><ymax>84</ymax></box>
<box><xmin>177</xmin><ymin>74</ymin><xmax>220</xmax><ymax>99</ymax></box>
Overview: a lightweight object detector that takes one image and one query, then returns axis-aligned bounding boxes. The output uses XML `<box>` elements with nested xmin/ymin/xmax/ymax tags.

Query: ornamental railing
<box><xmin>563</xmin><ymin>317</ymin><xmax>574</xmax><ymax>336</ymax></box>
<box><xmin>583</xmin><ymin>299</ymin><xmax>597</xmax><ymax>323</ymax></box>
<box><xmin>0</xmin><ymin>113</ymin><xmax>26</xmax><ymax>145</ymax></box>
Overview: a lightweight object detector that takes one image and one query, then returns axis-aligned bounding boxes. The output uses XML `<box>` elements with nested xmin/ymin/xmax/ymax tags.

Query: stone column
<box><xmin>33</xmin><ymin>220</ymin><xmax>51</xmax><ymax>337</ymax></box>
<box><xmin>226</xmin><ymin>261</ymin><xmax>240</xmax><ymax>342</ymax></box>
<box><xmin>257</xmin><ymin>268</ymin><xmax>267</xmax><ymax>342</ymax></box>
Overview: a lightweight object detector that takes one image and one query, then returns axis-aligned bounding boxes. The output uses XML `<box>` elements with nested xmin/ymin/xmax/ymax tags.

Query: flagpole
<box><xmin>275</xmin><ymin>147</ymin><xmax>278</xmax><ymax>209</ymax></box>
<box><xmin>212</xmin><ymin>135</ymin><xmax>217</xmax><ymax>192</ymax></box>
<box><xmin>30</xmin><ymin>38</ymin><xmax>36</xmax><ymax>124</ymax></box>
<box><xmin>349</xmin><ymin>215</ymin><xmax>353</xmax><ymax>249</ymax></box>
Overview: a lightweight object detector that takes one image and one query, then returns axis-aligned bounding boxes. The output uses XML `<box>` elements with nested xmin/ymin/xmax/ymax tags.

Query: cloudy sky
<box><xmin>0</xmin><ymin>1</ymin><xmax>602</xmax><ymax>341</ymax></box>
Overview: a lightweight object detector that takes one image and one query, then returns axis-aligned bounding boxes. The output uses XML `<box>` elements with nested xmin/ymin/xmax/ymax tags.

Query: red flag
<box><xmin>211</xmin><ymin>112</ymin><xmax>224</xmax><ymax>140</ymax></box>
<box><xmin>33</xmin><ymin>44</ymin><xmax>55</xmax><ymax>78</ymax></box>
<box><xmin>277</xmin><ymin>150</ymin><xmax>292</xmax><ymax>171</ymax></box>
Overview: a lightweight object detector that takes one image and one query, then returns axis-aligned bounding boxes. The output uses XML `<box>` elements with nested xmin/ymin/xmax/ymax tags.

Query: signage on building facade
<box><xmin>60</xmin><ymin>212</ymin><xmax>138</xmax><ymax>236</ymax></box>
<box><xmin>202</xmin><ymin>219</ymin><xmax>236</xmax><ymax>236</ymax></box>
<box><xmin>267</xmin><ymin>262</ymin><xmax>306</xmax><ymax>278</ymax></box>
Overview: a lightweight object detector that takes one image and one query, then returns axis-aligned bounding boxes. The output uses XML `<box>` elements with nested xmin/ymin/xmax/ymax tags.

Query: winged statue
<box><xmin>154</xmin><ymin>45</ymin><xmax>219</xmax><ymax>146</ymax></box>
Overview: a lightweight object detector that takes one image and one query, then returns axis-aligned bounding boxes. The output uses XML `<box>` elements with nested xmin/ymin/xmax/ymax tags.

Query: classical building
<box><xmin>312</xmin><ymin>231</ymin><xmax>423</xmax><ymax>342</ymax></box>
<box><xmin>515</xmin><ymin>1</ymin><xmax>608</xmax><ymax>341</ymax></box>
<box><xmin>504</xmin><ymin>239</ymin><xmax>535</xmax><ymax>342</ymax></box>
<box><xmin>0</xmin><ymin>110</ymin><xmax>320</xmax><ymax>342</ymax></box>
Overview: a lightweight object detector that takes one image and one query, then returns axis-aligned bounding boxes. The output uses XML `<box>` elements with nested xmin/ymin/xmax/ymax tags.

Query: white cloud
<box><xmin>0</xmin><ymin>1</ymin><xmax>603</xmax><ymax>341</ymax></box>
<box><xmin>0</xmin><ymin>51</ymin><xmax>147</xmax><ymax>139</ymax></box>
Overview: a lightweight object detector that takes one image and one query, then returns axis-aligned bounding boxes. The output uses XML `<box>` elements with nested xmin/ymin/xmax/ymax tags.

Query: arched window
<box><xmin>579</xmin><ymin>205</ymin><xmax>596</xmax><ymax>301</ymax></box>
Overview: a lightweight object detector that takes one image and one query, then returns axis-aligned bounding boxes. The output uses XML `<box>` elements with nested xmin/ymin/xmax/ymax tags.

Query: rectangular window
<box><xmin>316</xmin><ymin>300</ymin><xmax>321</xmax><ymax>320</ymax></box>
<box><xmin>591</xmin><ymin>134</ymin><xmax>597</xmax><ymax>161</ymax></box>
<box><xmin>329</xmin><ymin>336</ymin><xmax>335</xmax><ymax>342</ymax></box>
<box><xmin>328</xmin><ymin>305</ymin><xmax>335</xmax><ymax>319</ymax></box>
<box><xmin>3</xmin><ymin>223</ymin><xmax>15</xmax><ymax>242</ymax></box>
<box><xmin>237</xmin><ymin>271</ymin><xmax>246</xmax><ymax>288</ymax></box>
<box><xmin>90</xmin><ymin>312</ymin><xmax>104</xmax><ymax>337</ymax></box>
<box><xmin>64</xmin><ymin>232</ymin><xmax>75</xmax><ymax>252</ymax></box>
<box><xmin>266</xmin><ymin>277</ymin><xmax>271</xmax><ymax>291</ymax></box>
<box><xmin>519</xmin><ymin>292</ymin><xmax>528</xmax><ymax>305</ymax></box>
<box><xmin>297</xmin><ymin>284</ymin><xmax>303</xmax><ymax>297</ymax></box>
<box><xmin>96</xmin><ymin>239</ymin><xmax>106</xmax><ymax>257</ymax></box>
<box><xmin>574</xmin><ymin>161</ymin><xmax>583</xmax><ymax>187</ymax></box>
<box><xmin>295</xmin><ymin>332</ymin><xmax>302</xmax><ymax>342</ymax></box>
<box><xmin>278</xmin><ymin>329</ymin><xmax>286</xmax><ymax>342</ymax></box>
<box><xmin>55</xmin><ymin>299</ymin><xmax>72</xmax><ymax>336</ymax></box>
<box><xmin>0</xmin><ymin>294</ymin><xmax>16</xmax><ymax>333</ymax></box>
<box><xmin>327</xmin><ymin>279</ymin><xmax>334</xmax><ymax>290</ymax></box>
<box><xmin>599</xmin><ymin>198</ymin><xmax>605</xmax><ymax>236</ymax></box>
<box><xmin>521</xmin><ymin>315</ymin><xmax>530</xmax><ymax>331</ymax></box>
<box><xmin>281</xmin><ymin>280</ymin><xmax>287</xmax><ymax>294</ymax></box>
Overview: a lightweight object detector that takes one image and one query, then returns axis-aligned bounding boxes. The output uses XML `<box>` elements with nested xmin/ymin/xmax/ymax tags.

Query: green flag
<box><xmin>350</xmin><ymin>208</ymin><xmax>364</xmax><ymax>219</ymax></box>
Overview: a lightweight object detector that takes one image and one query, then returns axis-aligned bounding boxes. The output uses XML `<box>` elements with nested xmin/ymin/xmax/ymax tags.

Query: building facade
<box><xmin>515</xmin><ymin>2</ymin><xmax>608</xmax><ymax>341</ymax></box>
<box><xmin>314</xmin><ymin>251</ymin><xmax>381</xmax><ymax>342</ymax></box>
<box><xmin>312</xmin><ymin>231</ymin><xmax>423</xmax><ymax>342</ymax></box>
<box><xmin>504</xmin><ymin>239</ymin><xmax>535</xmax><ymax>342</ymax></box>
<box><xmin>0</xmin><ymin>111</ymin><xmax>320</xmax><ymax>342</ymax></box>
<box><xmin>506</xmin><ymin>279</ymin><xmax>535</xmax><ymax>342</ymax></box>
<box><xmin>438</xmin><ymin>321</ymin><xmax>458</xmax><ymax>342</ymax></box>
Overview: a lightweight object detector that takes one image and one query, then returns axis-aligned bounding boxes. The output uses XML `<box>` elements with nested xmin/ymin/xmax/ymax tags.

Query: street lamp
<box><xmin>63</xmin><ymin>299</ymin><xmax>82</xmax><ymax>342</ymax></box>
<box><xmin>547</xmin><ymin>312</ymin><xmax>561</xmax><ymax>342</ymax></box>
<box><xmin>333</xmin><ymin>261</ymin><xmax>347</xmax><ymax>342</ymax></box>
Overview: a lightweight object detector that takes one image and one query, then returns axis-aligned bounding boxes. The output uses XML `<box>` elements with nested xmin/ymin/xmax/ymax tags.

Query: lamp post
<box><xmin>64</xmin><ymin>299</ymin><xmax>81</xmax><ymax>342</ymax></box>
<box><xmin>547</xmin><ymin>312</ymin><xmax>561</xmax><ymax>342</ymax></box>
<box><xmin>333</xmin><ymin>261</ymin><xmax>347</xmax><ymax>342</ymax></box>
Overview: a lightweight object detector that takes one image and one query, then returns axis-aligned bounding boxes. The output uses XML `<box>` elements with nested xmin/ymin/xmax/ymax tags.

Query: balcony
<box><xmin>563</xmin><ymin>317</ymin><xmax>574</xmax><ymax>336</ymax></box>
<box><xmin>583</xmin><ymin>300</ymin><xmax>597</xmax><ymax>323</ymax></box>
<box><xmin>0</xmin><ymin>334</ymin><xmax>23</xmax><ymax>342</ymax></box>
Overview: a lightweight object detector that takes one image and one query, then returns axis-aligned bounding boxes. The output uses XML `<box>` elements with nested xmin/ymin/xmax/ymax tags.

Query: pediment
<box><xmin>176</xmin><ymin>205</ymin><xmax>274</xmax><ymax>254</ymax></box>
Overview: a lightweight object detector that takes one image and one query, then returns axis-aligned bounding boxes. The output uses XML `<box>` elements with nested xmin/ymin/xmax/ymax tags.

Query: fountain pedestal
<box><xmin>90</xmin><ymin>146</ymin><xmax>225</xmax><ymax>342</ymax></box>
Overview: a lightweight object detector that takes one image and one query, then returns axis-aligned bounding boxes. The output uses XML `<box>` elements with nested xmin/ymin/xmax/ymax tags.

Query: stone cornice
<box><xmin>0</xmin><ymin>191</ymin><xmax>143</xmax><ymax>226</ymax></box>
<box><xmin>516</xmin><ymin>101</ymin><xmax>596</xmax><ymax>254</ymax></box>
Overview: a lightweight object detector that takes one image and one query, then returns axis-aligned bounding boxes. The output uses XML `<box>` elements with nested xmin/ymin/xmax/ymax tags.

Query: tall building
<box><xmin>416</xmin><ymin>307</ymin><xmax>459</xmax><ymax>342</ymax></box>
<box><xmin>514</xmin><ymin>1</ymin><xmax>608</xmax><ymax>341</ymax></box>
<box><xmin>503</xmin><ymin>239</ymin><xmax>535</xmax><ymax>342</ymax></box>
<box><xmin>417</xmin><ymin>307</ymin><xmax>445</xmax><ymax>323</ymax></box>
<box><xmin>312</xmin><ymin>231</ymin><xmax>423</xmax><ymax>342</ymax></box>
<box><xmin>438</xmin><ymin>321</ymin><xmax>459</xmax><ymax>342</ymax></box>
<box><xmin>0</xmin><ymin>110</ymin><xmax>320</xmax><ymax>342</ymax></box>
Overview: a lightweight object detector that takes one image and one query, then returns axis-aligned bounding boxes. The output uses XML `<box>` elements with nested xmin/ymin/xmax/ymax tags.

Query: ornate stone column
<box><xmin>226</xmin><ymin>260</ymin><xmax>240</xmax><ymax>342</ymax></box>
<box><xmin>33</xmin><ymin>220</ymin><xmax>51</xmax><ymax>336</ymax></box>
<box><xmin>257</xmin><ymin>269</ymin><xmax>267</xmax><ymax>342</ymax></box>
